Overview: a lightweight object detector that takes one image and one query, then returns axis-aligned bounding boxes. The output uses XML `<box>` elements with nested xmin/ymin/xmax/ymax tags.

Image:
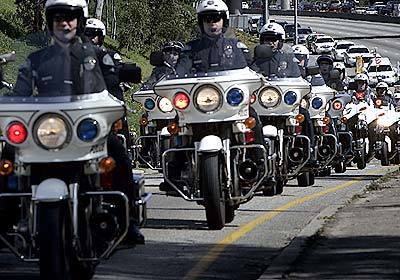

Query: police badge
<box><xmin>224</xmin><ymin>45</ymin><xmax>234</xmax><ymax>59</ymax></box>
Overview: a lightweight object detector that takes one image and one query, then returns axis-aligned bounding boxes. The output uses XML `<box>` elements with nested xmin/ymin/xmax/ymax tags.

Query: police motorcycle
<box><xmin>0</xmin><ymin>60</ymin><xmax>148</xmax><ymax>279</ymax></box>
<box><xmin>131</xmin><ymin>82</ymin><xmax>176</xmax><ymax>170</ymax></box>
<box><xmin>251</xmin><ymin>45</ymin><xmax>313</xmax><ymax>188</ymax></box>
<box><xmin>372</xmin><ymin>93</ymin><xmax>400</xmax><ymax>166</ymax></box>
<box><xmin>306</xmin><ymin>74</ymin><xmax>339</xmax><ymax>176</ymax></box>
<box><xmin>342</xmin><ymin>79</ymin><xmax>378</xmax><ymax>169</ymax></box>
<box><xmin>327</xmin><ymin>92</ymin><xmax>354</xmax><ymax>172</ymax></box>
<box><xmin>151</xmin><ymin>53</ymin><xmax>270</xmax><ymax>230</ymax></box>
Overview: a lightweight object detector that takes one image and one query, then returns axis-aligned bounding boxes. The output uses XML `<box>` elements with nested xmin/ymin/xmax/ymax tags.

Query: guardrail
<box><xmin>244</xmin><ymin>9</ymin><xmax>400</xmax><ymax>24</ymax></box>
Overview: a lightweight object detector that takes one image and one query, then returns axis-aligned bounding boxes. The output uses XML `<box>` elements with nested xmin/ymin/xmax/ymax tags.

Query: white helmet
<box><xmin>354</xmin><ymin>73</ymin><xmax>369</xmax><ymax>84</ymax></box>
<box><xmin>333</xmin><ymin>62</ymin><xmax>345</xmax><ymax>71</ymax></box>
<box><xmin>196</xmin><ymin>0</ymin><xmax>229</xmax><ymax>31</ymax></box>
<box><xmin>86</xmin><ymin>18</ymin><xmax>106</xmax><ymax>36</ymax></box>
<box><xmin>292</xmin><ymin>44</ymin><xmax>309</xmax><ymax>66</ymax></box>
<box><xmin>259</xmin><ymin>22</ymin><xmax>286</xmax><ymax>41</ymax></box>
<box><xmin>45</xmin><ymin>0</ymin><xmax>88</xmax><ymax>33</ymax></box>
<box><xmin>394</xmin><ymin>91</ymin><xmax>400</xmax><ymax>99</ymax></box>
<box><xmin>376</xmin><ymin>81</ymin><xmax>389</xmax><ymax>96</ymax></box>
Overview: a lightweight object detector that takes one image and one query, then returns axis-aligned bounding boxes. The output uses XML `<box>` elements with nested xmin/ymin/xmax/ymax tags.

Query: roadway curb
<box><xmin>257</xmin><ymin>204</ymin><xmax>341</xmax><ymax>279</ymax></box>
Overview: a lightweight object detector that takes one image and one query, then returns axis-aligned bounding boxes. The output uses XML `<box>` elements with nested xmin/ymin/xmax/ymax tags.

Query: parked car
<box><xmin>328</xmin><ymin>0</ymin><xmax>342</xmax><ymax>11</ymax></box>
<box><xmin>332</xmin><ymin>41</ymin><xmax>355</xmax><ymax>61</ymax></box>
<box><xmin>364</xmin><ymin>7</ymin><xmax>378</xmax><ymax>14</ymax></box>
<box><xmin>284</xmin><ymin>23</ymin><xmax>302</xmax><ymax>40</ymax></box>
<box><xmin>306</xmin><ymin>33</ymin><xmax>325</xmax><ymax>50</ymax></box>
<box><xmin>343</xmin><ymin>45</ymin><xmax>370</xmax><ymax>67</ymax></box>
<box><xmin>242</xmin><ymin>1</ymin><xmax>250</xmax><ymax>9</ymax></box>
<box><xmin>248</xmin><ymin>16</ymin><xmax>261</xmax><ymax>35</ymax></box>
<box><xmin>311</xmin><ymin>35</ymin><xmax>335</xmax><ymax>54</ymax></box>
<box><xmin>367</xmin><ymin>57</ymin><xmax>399</xmax><ymax>86</ymax></box>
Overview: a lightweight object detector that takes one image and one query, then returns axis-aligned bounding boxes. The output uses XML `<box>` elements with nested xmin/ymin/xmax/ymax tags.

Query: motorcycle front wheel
<box><xmin>200</xmin><ymin>152</ymin><xmax>226</xmax><ymax>230</ymax></box>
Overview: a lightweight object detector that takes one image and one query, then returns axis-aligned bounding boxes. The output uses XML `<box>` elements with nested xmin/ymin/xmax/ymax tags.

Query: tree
<box><xmin>16</xmin><ymin>0</ymin><xmax>45</xmax><ymax>33</ymax></box>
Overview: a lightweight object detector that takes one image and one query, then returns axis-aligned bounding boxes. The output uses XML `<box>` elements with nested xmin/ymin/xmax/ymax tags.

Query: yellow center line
<box><xmin>184</xmin><ymin>169</ymin><xmax>385</xmax><ymax>280</ymax></box>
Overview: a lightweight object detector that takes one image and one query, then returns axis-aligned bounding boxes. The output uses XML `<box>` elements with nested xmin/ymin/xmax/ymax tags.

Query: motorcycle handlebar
<box><xmin>0</xmin><ymin>51</ymin><xmax>16</xmax><ymax>65</ymax></box>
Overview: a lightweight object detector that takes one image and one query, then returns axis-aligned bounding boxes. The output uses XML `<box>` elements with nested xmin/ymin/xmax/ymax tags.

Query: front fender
<box><xmin>33</xmin><ymin>178</ymin><xmax>69</xmax><ymax>202</ymax></box>
<box><xmin>198</xmin><ymin>135</ymin><xmax>223</xmax><ymax>153</ymax></box>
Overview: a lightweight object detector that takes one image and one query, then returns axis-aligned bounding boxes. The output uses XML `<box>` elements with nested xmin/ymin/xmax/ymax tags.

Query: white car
<box><xmin>242</xmin><ymin>1</ymin><xmax>249</xmax><ymax>9</ymax></box>
<box><xmin>332</xmin><ymin>41</ymin><xmax>355</xmax><ymax>61</ymax></box>
<box><xmin>311</xmin><ymin>35</ymin><xmax>335</xmax><ymax>54</ymax></box>
<box><xmin>367</xmin><ymin>57</ymin><xmax>399</xmax><ymax>86</ymax></box>
<box><xmin>364</xmin><ymin>7</ymin><xmax>378</xmax><ymax>14</ymax></box>
<box><xmin>343</xmin><ymin>45</ymin><xmax>370</xmax><ymax>67</ymax></box>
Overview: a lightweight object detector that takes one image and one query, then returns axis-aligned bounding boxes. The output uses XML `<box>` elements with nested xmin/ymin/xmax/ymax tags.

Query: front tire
<box><xmin>381</xmin><ymin>142</ymin><xmax>389</xmax><ymax>166</ymax></box>
<box><xmin>200</xmin><ymin>153</ymin><xmax>225</xmax><ymax>230</ymax></box>
<box><xmin>38</xmin><ymin>201</ymin><xmax>73</xmax><ymax>280</ymax></box>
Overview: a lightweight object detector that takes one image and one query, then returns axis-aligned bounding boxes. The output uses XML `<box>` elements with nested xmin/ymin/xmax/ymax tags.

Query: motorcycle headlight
<box><xmin>158</xmin><ymin>97</ymin><xmax>174</xmax><ymax>113</ymax></box>
<box><xmin>284</xmin><ymin>91</ymin><xmax>297</xmax><ymax>105</ymax></box>
<box><xmin>194</xmin><ymin>86</ymin><xmax>221</xmax><ymax>113</ymax></box>
<box><xmin>311</xmin><ymin>97</ymin><xmax>324</xmax><ymax>109</ymax></box>
<box><xmin>259</xmin><ymin>87</ymin><xmax>281</xmax><ymax>108</ymax></box>
<box><xmin>35</xmin><ymin>115</ymin><xmax>70</xmax><ymax>150</ymax></box>
<box><xmin>77</xmin><ymin>118</ymin><xmax>99</xmax><ymax>142</ymax></box>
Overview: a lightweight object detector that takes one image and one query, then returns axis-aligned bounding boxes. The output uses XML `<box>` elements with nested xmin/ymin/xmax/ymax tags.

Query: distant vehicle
<box><xmin>284</xmin><ymin>23</ymin><xmax>301</xmax><ymax>40</ymax></box>
<box><xmin>311</xmin><ymin>35</ymin><xmax>335</xmax><ymax>54</ymax></box>
<box><xmin>328</xmin><ymin>0</ymin><xmax>342</xmax><ymax>11</ymax></box>
<box><xmin>306</xmin><ymin>33</ymin><xmax>325</xmax><ymax>50</ymax></box>
<box><xmin>364</xmin><ymin>7</ymin><xmax>378</xmax><ymax>14</ymax></box>
<box><xmin>343</xmin><ymin>45</ymin><xmax>370</xmax><ymax>67</ymax></box>
<box><xmin>248</xmin><ymin>16</ymin><xmax>261</xmax><ymax>35</ymax></box>
<box><xmin>297</xmin><ymin>27</ymin><xmax>313</xmax><ymax>44</ymax></box>
<box><xmin>367</xmin><ymin>57</ymin><xmax>399</xmax><ymax>86</ymax></box>
<box><xmin>242</xmin><ymin>1</ymin><xmax>249</xmax><ymax>9</ymax></box>
<box><xmin>333</xmin><ymin>41</ymin><xmax>355</xmax><ymax>61</ymax></box>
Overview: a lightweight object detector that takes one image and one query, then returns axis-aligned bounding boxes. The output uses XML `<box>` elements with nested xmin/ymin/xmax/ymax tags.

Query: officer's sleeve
<box><xmin>237</xmin><ymin>41</ymin><xmax>253</xmax><ymax>66</ymax></box>
<box><xmin>175</xmin><ymin>48</ymin><xmax>193</xmax><ymax>76</ymax></box>
<box><xmin>13</xmin><ymin>58</ymin><xmax>34</xmax><ymax>96</ymax></box>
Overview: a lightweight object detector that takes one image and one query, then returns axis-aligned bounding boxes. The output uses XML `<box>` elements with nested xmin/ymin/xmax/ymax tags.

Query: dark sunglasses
<box><xmin>53</xmin><ymin>13</ymin><xmax>78</xmax><ymax>23</ymax></box>
<box><xmin>203</xmin><ymin>14</ymin><xmax>223</xmax><ymax>23</ymax></box>
<box><xmin>85</xmin><ymin>28</ymin><xmax>103</xmax><ymax>38</ymax></box>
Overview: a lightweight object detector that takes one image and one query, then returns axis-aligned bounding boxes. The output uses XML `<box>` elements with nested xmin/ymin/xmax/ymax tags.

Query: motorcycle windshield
<box><xmin>2</xmin><ymin>33</ymin><xmax>107</xmax><ymax>98</ymax></box>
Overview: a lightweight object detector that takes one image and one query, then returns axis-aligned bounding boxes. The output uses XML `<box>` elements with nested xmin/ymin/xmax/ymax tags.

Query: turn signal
<box><xmin>99</xmin><ymin>157</ymin><xmax>116</xmax><ymax>173</ymax></box>
<box><xmin>167</xmin><ymin>122</ymin><xmax>180</xmax><ymax>135</ymax></box>
<box><xmin>0</xmin><ymin>160</ymin><xmax>13</xmax><ymax>176</ymax></box>
<box><xmin>341</xmin><ymin>117</ymin><xmax>348</xmax><ymax>123</ymax></box>
<box><xmin>250</xmin><ymin>93</ymin><xmax>257</xmax><ymax>104</ymax></box>
<box><xmin>295</xmin><ymin>114</ymin><xmax>305</xmax><ymax>124</ymax></box>
<box><xmin>323</xmin><ymin>116</ymin><xmax>331</xmax><ymax>125</ymax></box>
<box><xmin>139</xmin><ymin>117</ymin><xmax>148</xmax><ymax>127</ymax></box>
<box><xmin>375</xmin><ymin>99</ymin><xmax>382</xmax><ymax>107</ymax></box>
<box><xmin>245</xmin><ymin>117</ymin><xmax>256</xmax><ymax>129</ymax></box>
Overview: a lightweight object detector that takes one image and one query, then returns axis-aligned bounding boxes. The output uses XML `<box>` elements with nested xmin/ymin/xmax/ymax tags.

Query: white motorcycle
<box><xmin>343</xmin><ymin>89</ymin><xmax>378</xmax><ymax>169</ymax></box>
<box><xmin>154</xmin><ymin>66</ymin><xmax>268</xmax><ymax>230</ymax></box>
<box><xmin>372</xmin><ymin>97</ymin><xmax>400</xmax><ymax>165</ymax></box>
<box><xmin>0</xmin><ymin>80</ymin><xmax>149</xmax><ymax>278</ymax></box>
<box><xmin>132</xmin><ymin>84</ymin><xmax>176</xmax><ymax>170</ymax></box>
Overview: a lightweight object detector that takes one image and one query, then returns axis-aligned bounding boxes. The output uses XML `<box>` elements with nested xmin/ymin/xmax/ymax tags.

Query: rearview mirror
<box><xmin>305</xmin><ymin>66</ymin><xmax>320</xmax><ymax>76</ymax></box>
<box><xmin>254</xmin><ymin>45</ymin><xmax>273</xmax><ymax>60</ymax></box>
<box><xmin>150</xmin><ymin>51</ymin><xmax>165</xmax><ymax>67</ymax></box>
<box><xmin>0</xmin><ymin>52</ymin><xmax>16</xmax><ymax>65</ymax></box>
<box><xmin>119</xmin><ymin>63</ymin><xmax>142</xmax><ymax>84</ymax></box>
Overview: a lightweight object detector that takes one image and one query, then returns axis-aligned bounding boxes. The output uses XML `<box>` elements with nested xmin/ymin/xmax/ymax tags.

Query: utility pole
<box><xmin>294</xmin><ymin>0</ymin><xmax>298</xmax><ymax>45</ymax></box>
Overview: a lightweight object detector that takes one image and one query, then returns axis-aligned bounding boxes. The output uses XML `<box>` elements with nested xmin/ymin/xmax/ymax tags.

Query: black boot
<box><xmin>124</xmin><ymin>221</ymin><xmax>145</xmax><ymax>245</ymax></box>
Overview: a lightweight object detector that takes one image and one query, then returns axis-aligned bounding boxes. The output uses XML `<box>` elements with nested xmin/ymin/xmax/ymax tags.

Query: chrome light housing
<box><xmin>158</xmin><ymin>97</ymin><xmax>174</xmax><ymax>113</ymax></box>
<box><xmin>194</xmin><ymin>86</ymin><xmax>222</xmax><ymax>113</ymax></box>
<box><xmin>259</xmin><ymin>87</ymin><xmax>281</xmax><ymax>108</ymax></box>
<box><xmin>35</xmin><ymin>114</ymin><xmax>70</xmax><ymax>150</ymax></box>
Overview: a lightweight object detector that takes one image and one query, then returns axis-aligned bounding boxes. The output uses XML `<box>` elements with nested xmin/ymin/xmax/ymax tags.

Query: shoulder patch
<box><xmin>237</xmin><ymin>41</ymin><xmax>248</xmax><ymax>49</ymax></box>
<box><xmin>102</xmin><ymin>53</ymin><xmax>115</xmax><ymax>66</ymax></box>
<box><xmin>113</xmin><ymin>53</ymin><xmax>122</xmax><ymax>61</ymax></box>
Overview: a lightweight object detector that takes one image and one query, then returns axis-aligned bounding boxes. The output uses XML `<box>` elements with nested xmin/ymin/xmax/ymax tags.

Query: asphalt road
<box><xmin>1</xmin><ymin>18</ymin><xmax>399</xmax><ymax>280</ymax></box>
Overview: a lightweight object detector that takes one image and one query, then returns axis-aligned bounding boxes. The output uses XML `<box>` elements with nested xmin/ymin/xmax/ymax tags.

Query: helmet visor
<box><xmin>376</xmin><ymin>87</ymin><xmax>387</xmax><ymax>96</ymax></box>
<box><xmin>202</xmin><ymin>13</ymin><xmax>224</xmax><ymax>23</ymax></box>
<box><xmin>84</xmin><ymin>28</ymin><xmax>103</xmax><ymax>38</ymax></box>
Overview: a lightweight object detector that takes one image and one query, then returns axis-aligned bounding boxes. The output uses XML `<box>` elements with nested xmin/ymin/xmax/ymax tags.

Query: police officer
<box><xmin>84</xmin><ymin>18</ymin><xmax>145</xmax><ymax>244</ymax></box>
<box><xmin>250</xmin><ymin>22</ymin><xmax>301</xmax><ymax>78</ymax></box>
<box><xmin>145</xmin><ymin>41</ymin><xmax>184</xmax><ymax>86</ymax></box>
<box><xmin>176</xmin><ymin>0</ymin><xmax>250</xmax><ymax>74</ymax></box>
<box><xmin>317</xmin><ymin>55</ymin><xmax>346</xmax><ymax>91</ymax></box>
<box><xmin>13</xmin><ymin>1</ymin><xmax>144</xmax><ymax>244</ymax></box>
<box><xmin>292</xmin><ymin>44</ymin><xmax>310</xmax><ymax>78</ymax></box>
<box><xmin>374</xmin><ymin>81</ymin><xmax>394</xmax><ymax>106</ymax></box>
